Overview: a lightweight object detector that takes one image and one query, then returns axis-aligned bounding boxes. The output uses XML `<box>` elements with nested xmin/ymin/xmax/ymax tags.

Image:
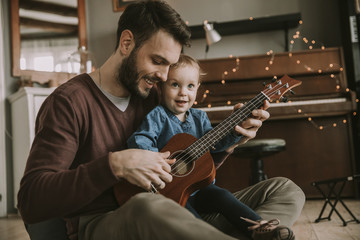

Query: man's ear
<box><xmin>119</xmin><ymin>30</ymin><xmax>135</xmax><ymax>56</ymax></box>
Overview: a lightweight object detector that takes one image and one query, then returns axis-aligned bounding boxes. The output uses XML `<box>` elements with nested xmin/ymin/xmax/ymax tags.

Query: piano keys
<box><xmin>195</xmin><ymin>47</ymin><xmax>358</xmax><ymax>198</ymax></box>
<box><xmin>198</xmin><ymin>95</ymin><xmax>357</xmax><ymax>122</ymax></box>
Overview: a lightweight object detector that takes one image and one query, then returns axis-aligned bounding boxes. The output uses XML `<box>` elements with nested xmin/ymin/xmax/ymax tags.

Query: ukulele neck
<box><xmin>188</xmin><ymin>92</ymin><xmax>269</xmax><ymax>158</ymax></box>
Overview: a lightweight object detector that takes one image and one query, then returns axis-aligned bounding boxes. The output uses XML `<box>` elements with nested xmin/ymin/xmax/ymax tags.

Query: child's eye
<box><xmin>171</xmin><ymin>82</ymin><xmax>179</xmax><ymax>87</ymax></box>
<box><xmin>188</xmin><ymin>84</ymin><xmax>195</xmax><ymax>89</ymax></box>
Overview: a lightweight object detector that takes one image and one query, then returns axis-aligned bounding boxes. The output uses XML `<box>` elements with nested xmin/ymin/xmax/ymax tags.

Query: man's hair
<box><xmin>115</xmin><ymin>1</ymin><xmax>191</xmax><ymax>50</ymax></box>
<box><xmin>171</xmin><ymin>54</ymin><xmax>206</xmax><ymax>82</ymax></box>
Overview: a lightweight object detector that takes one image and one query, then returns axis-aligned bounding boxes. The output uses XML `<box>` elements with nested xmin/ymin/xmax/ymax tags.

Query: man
<box><xmin>17</xmin><ymin>1</ymin><xmax>305</xmax><ymax>240</ymax></box>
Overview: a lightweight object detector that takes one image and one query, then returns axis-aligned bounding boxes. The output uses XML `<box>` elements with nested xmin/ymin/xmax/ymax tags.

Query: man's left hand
<box><xmin>226</xmin><ymin>100</ymin><xmax>270</xmax><ymax>152</ymax></box>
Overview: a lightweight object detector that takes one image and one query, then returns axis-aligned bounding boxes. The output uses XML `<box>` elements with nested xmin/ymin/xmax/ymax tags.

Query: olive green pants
<box><xmin>78</xmin><ymin>177</ymin><xmax>305</xmax><ymax>240</ymax></box>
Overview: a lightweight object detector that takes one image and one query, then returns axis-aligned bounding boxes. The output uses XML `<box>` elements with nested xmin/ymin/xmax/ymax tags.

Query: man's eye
<box><xmin>153</xmin><ymin>59</ymin><xmax>161</xmax><ymax>65</ymax></box>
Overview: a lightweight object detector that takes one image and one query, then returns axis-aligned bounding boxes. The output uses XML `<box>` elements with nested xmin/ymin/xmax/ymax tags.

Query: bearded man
<box><xmin>17</xmin><ymin>1</ymin><xmax>304</xmax><ymax>240</ymax></box>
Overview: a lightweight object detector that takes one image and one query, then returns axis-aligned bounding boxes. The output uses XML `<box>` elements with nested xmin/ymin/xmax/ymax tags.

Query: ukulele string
<box><xmin>170</xmin><ymin>81</ymin><xmax>288</xmax><ymax>175</ymax></box>
<box><xmin>170</xmin><ymin>81</ymin><xmax>286</xmax><ymax>175</ymax></box>
<box><xmin>179</xmin><ymin>94</ymin><xmax>265</xmax><ymax>162</ymax></box>
<box><xmin>170</xmin><ymin>88</ymin><xmax>278</xmax><ymax>175</ymax></box>
<box><xmin>196</xmin><ymin>80</ymin><xmax>289</xmax><ymax>146</ymax></box>
<box><xmin>200</xmin><ymin>82</ymin><xmax>286</xmax><ymax>148</ymax></box>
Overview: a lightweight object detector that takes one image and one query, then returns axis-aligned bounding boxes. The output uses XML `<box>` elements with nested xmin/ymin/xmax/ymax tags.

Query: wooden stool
<box><xmin>233</xmin><ymin>139</ymin><xmax>286</xmax><ymax>185</ymax></box>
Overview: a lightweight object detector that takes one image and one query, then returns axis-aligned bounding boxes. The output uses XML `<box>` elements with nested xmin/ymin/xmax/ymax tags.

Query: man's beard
<box><xmin>117</xmin><ymin>49</ymin><xmax>157</xmax><ymax>99</ymax></box>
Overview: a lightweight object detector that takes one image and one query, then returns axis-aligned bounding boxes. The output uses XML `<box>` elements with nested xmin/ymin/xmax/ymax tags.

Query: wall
<box><xmin>0</xmin><ymin>0</ymin><xmax>7</xmax><ymax>217</ymax></box>
<box><xmin>87</xmin><ymin>0</ymin><xmax>121</xmax><ymax>68</ymax></box>
<box><xmin>87</xmin><ymin>0</ymin><xmax>342</xmax><ymax>65</ymax></box>
<box><xmin>173</xmin><ymin>0</ymin><xmax>300</xmax><ymax>59</ymax></box>
<box><xmin>1</xmin><ymin>0</ymin><xmax>20</xmax><ymax>214</ymax></box>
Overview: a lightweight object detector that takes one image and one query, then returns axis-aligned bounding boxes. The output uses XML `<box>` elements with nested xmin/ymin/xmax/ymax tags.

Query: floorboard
<box><xmin>0</xmin><ymin>200</ymin><xmax>359</xmax><ymax>240</ymax></box>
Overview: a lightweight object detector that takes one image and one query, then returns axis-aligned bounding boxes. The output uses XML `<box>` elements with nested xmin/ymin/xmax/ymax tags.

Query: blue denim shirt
<box><xmin>127</xmin><ymin>105</ymin><xmax>242</xmax><ymax>153</ymax></box>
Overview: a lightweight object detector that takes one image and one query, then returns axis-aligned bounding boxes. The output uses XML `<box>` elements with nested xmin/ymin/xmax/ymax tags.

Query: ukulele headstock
<box><xmin>263</xmin><ymin>75</ymin><xmax>302</xmax><ymax>102</ymax></box>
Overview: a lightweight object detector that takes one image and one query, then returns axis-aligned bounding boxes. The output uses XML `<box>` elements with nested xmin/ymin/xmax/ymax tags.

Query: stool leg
<box><xmin>250</xmin><ymin>158</ymin><xmax>267</xmax><ymax>185</ymax></box>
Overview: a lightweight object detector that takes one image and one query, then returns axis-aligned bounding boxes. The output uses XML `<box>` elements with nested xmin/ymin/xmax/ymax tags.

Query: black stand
<box><xmin>250</xmin><ymin>158</ymin><xmax>267</xmax><ymax>185</ymax></box>
<box><xmin>233</xmin><ymin>139</ymin><xmax>286</xmax><ymax>185</ymax></box>
<box><xmin>311</xmin><ymin>174</ymin><xmax>360</xmax><ymax>226</ymax></box>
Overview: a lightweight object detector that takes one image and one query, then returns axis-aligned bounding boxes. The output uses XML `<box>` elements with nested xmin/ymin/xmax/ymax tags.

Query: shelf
<box><xmin>189</xmin><ymin>13</ymin><xmax>301</xmax><ymax>51</ymax></box>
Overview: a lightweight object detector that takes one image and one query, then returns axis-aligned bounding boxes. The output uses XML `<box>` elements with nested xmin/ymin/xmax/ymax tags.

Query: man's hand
<box><xmin>227</xmin><ymin>100</ymin><xmax>270</xmax><ymax>152</ymax></box>
<box><xmin>109</xmin><ymin>149</ymin><xmax>175</xmax><ymax>191</ymax></box>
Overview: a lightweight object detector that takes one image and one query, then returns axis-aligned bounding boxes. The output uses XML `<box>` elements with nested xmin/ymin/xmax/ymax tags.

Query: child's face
<box><xmin>162</xmin><ymin>64</ymin><xmax>200</xmax><ymax>119</ymax></box>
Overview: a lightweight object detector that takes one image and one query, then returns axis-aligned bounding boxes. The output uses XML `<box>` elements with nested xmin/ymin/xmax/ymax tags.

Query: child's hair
<box><xmin>170</xmin><ymin>54</ymin><xmax>206</xmax><ymax>82</ymax></box>
<box><xmin>158</xmin><ymin>54</ymin><xmax>205</xmax><ymax>106</ymax></box>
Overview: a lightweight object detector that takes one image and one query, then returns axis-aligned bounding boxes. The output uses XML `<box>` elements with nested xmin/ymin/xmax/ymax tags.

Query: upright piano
<box><xmin>195</xmin><ymin>47</ymin><xmax>358</xmax><ymax>198</ymax></box>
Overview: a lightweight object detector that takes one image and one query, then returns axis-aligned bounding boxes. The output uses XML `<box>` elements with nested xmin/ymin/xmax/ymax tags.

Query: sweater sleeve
<box><xmin>17</xmin><ymin>93</ymin><xmax>119</xmax><ymax>224</ymax></box>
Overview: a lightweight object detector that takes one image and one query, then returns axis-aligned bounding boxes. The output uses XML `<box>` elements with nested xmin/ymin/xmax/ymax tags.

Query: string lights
<box><xmin>194</xmin><ymin>18</ymin><xmax>359</xmax><ymax>131</ymax></box>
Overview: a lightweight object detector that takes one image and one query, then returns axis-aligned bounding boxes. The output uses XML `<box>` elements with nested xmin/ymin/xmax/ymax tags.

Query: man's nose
<box><xmin>155</xmin><ymin>66</ymin><xmax>170</xmax><ymax>82</ymax></box>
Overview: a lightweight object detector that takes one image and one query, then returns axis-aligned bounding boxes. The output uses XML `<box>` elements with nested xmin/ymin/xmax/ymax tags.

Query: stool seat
<box><xmin>233</xmin><ymin>138</ymin><xmax>286</xmax><ymax>185</ymax></box>
<box><xmin>235</xmin><ymin>138</ymin><xmax>286</xmax><ymax>156</ymax></box>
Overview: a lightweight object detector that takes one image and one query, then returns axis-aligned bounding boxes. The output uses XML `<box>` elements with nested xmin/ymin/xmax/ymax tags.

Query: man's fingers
<box><xmin>241</xmin><ymin>118</ymin><xmax>263</xmax><ymax>129</ymax></box>
<box><xmin>235</xmin><ymin>125</ymin><xmax>257</xmax><ymax>138</ymax></box>
<box><xmin>251</xmin><ymin>109</ymin><xmax>270</xmax><ymax>121</ymax></box>
<box><xmin>233</xmin><ymin>103</ymin><xmax>243</xmax><ymax>109</ymax></box>
<box><xmin>160</xmin><ymin>151</ymin><xmax>171</xmax><ymax>158</ymax></box>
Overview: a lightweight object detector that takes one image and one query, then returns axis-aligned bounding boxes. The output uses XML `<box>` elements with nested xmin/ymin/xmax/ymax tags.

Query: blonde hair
<box><xmin>170</xmin><ymin>54</ymin><xmax>206</xmax><ymax>82</ymax></box>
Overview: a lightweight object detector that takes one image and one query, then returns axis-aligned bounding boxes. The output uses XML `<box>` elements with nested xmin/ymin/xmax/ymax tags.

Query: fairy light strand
<box><xmin>195</xmin><ymin>18</ymin><xmax>359</xmax><ymax>131</ymax></box>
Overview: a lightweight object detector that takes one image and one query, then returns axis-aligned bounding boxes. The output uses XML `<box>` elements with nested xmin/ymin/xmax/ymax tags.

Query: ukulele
<box><xmin>113</xmin><ymin>75</ymin><xmax>302</xmax><ymax>206</ymax></box>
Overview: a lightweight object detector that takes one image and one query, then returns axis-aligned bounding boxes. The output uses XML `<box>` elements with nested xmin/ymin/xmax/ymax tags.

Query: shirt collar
<box><xmin>162</xmin><ymin>106</ymin><xmax>192</xmax><ymax>125</ymax></box>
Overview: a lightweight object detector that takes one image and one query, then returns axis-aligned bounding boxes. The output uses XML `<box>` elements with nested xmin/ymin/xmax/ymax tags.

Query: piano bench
<box><xmin>233</xmin><ymin>138</ymin><xmax>286</xmax><ymax>185</ymax></box>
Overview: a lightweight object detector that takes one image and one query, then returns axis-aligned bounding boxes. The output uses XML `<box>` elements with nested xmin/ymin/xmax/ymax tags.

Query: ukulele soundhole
<box><xmin>170</xmin><ymin>150</ymin><xmax>195</xmax><ymax>177</ymax></box>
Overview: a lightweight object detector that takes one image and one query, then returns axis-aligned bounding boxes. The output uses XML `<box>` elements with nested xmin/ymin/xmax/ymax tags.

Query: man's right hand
<box><xmin>109</xmin><ymin>149</ymin><xmax>175</xmax><ymax>191</ymax></box>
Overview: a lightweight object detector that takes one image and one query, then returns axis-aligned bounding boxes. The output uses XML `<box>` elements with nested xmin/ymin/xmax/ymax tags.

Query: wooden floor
<box><xmin>0</xmin><ymin>200</ymin><xmax>359</xmax><ymax>240</ymax></box>
<box><xmin>292</xmin><ymin>199</ymin><xmax>360</xmax><ymax>240</ymax></box>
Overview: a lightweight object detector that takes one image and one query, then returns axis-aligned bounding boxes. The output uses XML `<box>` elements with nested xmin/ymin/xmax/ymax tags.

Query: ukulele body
<box><xmin>113</xmin><ymin>133</ymin><xmax>216</xmax><ymax>207</ymax></box>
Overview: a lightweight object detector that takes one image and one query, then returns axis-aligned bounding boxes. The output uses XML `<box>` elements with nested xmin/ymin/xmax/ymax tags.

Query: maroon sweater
<box><xmin>17</xmin><ymin>74</ymin><xmax>159</xmax><ymax>237</ymax></box>
<box><xmin>17</xmin><ymin>74</ymin><xmax>230</xmax><ymax>239</ymax></box>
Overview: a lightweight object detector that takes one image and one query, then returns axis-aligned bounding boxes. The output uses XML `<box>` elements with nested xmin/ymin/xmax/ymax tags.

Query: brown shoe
<box><xmin>240</xmin><ymin>217</ymin><xmax>295</xmax><ymax>240</ymax></box>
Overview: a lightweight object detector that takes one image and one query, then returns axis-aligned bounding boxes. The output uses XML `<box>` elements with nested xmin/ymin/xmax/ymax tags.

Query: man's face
<box><xmin>118</xmin><ymin>30</ymin><xmax>182</xmax><ymax>98</ymax></box>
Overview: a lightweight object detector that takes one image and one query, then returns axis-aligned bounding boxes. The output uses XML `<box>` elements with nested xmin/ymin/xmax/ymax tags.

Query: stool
<box><xmin>233</xmin><ymin>138</ymin><xmax>286</xmax><ymax>185</ymax></box>
<box><xmin>311</xmin><ymin>174</ymin><xmax>360</xmax><ymax>226</ymax></box>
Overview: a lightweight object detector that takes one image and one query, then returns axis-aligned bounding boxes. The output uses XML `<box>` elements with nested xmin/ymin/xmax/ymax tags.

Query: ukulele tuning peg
<box><xmin>262</xmin><ymin>82</ymin><xmax>266</xmax><ymax>86</ymax></box>
<box><xmin>271</xmin><ymin>78</ymin><xmax>277</xmax><ymax>83</ymax></box>
<box><xmin>281</xmin><ymin>96</ymin><xmax>288</xmax><ymax>102</ymax></box>
<box><xmin>290</xmin><ymin>90</ymin><xmax>296</xmax><ymax>95</ymax></box>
